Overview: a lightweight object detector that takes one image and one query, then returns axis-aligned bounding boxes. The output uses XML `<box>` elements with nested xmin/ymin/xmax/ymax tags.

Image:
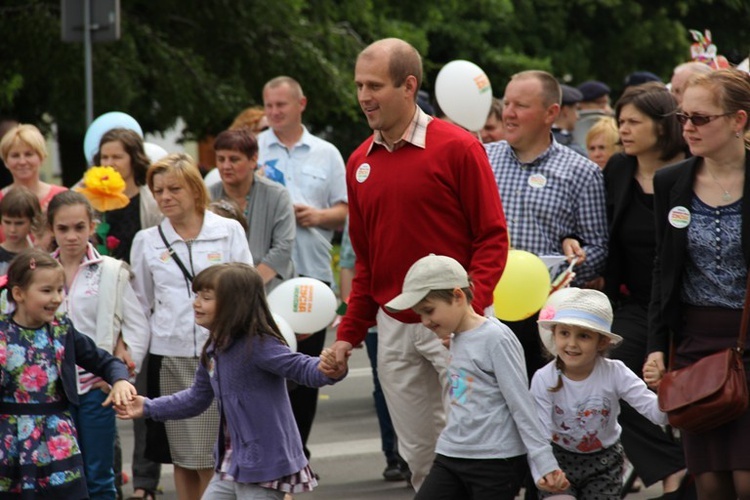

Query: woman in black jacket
<box><xmin>646</xmin><ymin>69</ymin><xmax>750</xmax><ymax>499</ymax></box>
<box><xmin>603</xmin><ymin>82</ymin><xmax>689</xmax><ymax>498</ymax></box>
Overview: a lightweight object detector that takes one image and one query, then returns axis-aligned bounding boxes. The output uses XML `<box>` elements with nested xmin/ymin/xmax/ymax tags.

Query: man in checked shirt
<box><xmin>485</xmin><ymin>69</ymin><xmax>608</xmax><ymax>381</ymax></box>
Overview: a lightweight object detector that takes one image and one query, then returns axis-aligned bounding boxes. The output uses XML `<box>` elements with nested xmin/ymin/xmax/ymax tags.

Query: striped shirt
<box><xmin>368</xmin><ymin>105</ymin><xmax>431</xmax><ymax>153</ymax></box>
<box><xmin>485</xmin><ymin>138</ymin><xmax>608</xmax><ymax>283</ymax></box>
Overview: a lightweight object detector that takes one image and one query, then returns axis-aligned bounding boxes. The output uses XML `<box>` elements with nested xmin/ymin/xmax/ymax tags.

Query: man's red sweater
<box><xmin>338</xmin><ymin>119</ymin><xmax>509</xmax><ymax>346</ymax></box>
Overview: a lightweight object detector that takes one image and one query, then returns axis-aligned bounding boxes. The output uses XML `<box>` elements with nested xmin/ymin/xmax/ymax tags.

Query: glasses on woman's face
<box><xmin>675</xmin><ymin>112</ymin><xmax>733</xmax><ymax>126</ymax></box>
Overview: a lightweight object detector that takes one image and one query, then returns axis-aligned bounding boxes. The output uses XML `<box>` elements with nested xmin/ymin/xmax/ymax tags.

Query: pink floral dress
<box><xmin>0</xmin><ymin>319</ymin><xmax>88</xmax><ymax>498</ymax></box>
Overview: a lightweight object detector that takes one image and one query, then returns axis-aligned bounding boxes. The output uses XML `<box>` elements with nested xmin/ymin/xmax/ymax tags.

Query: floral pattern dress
<box><xmin>0</xmin><ymin>319</ymin><xmax>88</xmax><ymax>499</ymax></box>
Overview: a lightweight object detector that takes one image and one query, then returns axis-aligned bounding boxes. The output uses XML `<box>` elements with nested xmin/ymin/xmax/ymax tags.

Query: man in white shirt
<box><xmin>257</xmin><ymin>75</ymin><xmax>348</xmax><ymax>461</ymax></box>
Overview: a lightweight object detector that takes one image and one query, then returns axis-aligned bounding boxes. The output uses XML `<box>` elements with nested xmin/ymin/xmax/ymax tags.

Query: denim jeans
<box><xmin>70</xmin><ymin>388</ymin><xmax>117</xmax><ymax>500</ymax></box>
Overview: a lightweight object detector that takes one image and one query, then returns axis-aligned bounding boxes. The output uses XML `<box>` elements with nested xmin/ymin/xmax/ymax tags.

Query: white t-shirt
<box><xmin>530</xmin><ymin>356</ymin><xmax>667</xmax><ymax>455</ymax></box>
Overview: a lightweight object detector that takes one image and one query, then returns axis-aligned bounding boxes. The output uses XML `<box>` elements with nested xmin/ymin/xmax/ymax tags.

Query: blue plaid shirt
<box><xmin>484</xmin><ymin>138</ymin><xmax>608</xmax><ymax>283</ymax></box>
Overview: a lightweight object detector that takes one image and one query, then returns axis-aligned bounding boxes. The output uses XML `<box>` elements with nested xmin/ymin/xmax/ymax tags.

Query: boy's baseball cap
<box><xmin>385</xmin><ymin>254</ymin><xmax>469</xmax><ymax>312</ymax></box>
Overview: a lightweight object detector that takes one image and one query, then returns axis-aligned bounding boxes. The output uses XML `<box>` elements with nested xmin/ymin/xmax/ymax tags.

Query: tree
<box><xmin>0</xmin><ymin>0</ymin><xmax>748</xmax><ymax>184</ymax></box>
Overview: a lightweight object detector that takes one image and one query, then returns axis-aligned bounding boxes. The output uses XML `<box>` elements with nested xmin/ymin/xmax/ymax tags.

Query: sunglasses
<box><xmin>675</xmin><ymin>112</ymin><xmax>733</xmax><ymax>126</ymax></box>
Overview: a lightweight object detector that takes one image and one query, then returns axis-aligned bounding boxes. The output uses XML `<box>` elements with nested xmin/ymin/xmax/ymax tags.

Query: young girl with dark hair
<box><xmin>0</xmin><ymin>248</ymin><xmax>135</xmax><ymax>498</ymax></box>
<box><xmin>92</xmin><ymin>128</ymin><xmax>162</xmax><ymax>263</ymax></box>
<box><xmin>117</xmin><ymin>262</ymin><xmax>341</xmax><ymax>499</ymax></box>
<box><xmin>47</xmin><ymin>191</ymin><xmax>149</xmax><ymax>499</ymax></box>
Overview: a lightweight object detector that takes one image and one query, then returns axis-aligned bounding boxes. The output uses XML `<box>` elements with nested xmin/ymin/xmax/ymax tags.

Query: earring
<box><xmin>737</xmin><ymin>131</ymin><xmax>742</xmax><ymax>139</ymax></box>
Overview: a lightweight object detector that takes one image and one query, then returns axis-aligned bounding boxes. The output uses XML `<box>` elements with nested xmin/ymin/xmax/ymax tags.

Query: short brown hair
<box><xmin>213</xmin><ymin>128</ymin><xmax>259</xmax><ymax>159</ymax></box>
<box><xmin>511</xmin><ymin>70</ymin><xmax>562</xmax><ymax>108</ymax></box>
<box><xmin>147</xmin><ymin>153</ymin><xmax>210</xmax><ymax>213</ymax></box>
<box><xmin>0</xmin><ymin>186</ymin><xmax>42</xmax><ymax>223</ymax></box>
<box><xmin>424</xmin><ymin>277</ymin><xmax>475</xmax><ymax>305</ymax></box>
<box><xmin>263</xmin><ymin>76</ymin><xmax>305</xmax><ymax>100</ymax></box>
<box><xmin>359</xmin><ymin>38</ymin><xmax>423</xmax><ymax>100</ymax></box>
<box><xmin>614</xmin><ymin>82</ymin><xmax>685</xmax><ymax>161</ymax></box>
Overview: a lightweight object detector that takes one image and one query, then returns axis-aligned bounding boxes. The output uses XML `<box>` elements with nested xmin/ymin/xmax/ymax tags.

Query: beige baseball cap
<box><xmin>385</xmin><ymin>254</ymin><xmax>469</xmax><ymax>312</ymax></box>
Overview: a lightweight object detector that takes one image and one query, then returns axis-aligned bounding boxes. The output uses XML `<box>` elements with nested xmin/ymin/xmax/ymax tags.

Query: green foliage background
<box><xmin>1</xmin><ymin>0</ymin><xmax>748</xmax><ymax>184</ymax></box>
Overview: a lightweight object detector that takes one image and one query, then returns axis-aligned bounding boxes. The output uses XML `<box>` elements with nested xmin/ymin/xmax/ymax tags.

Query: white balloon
<box><xmin>272</xmin><ymin>313</ymin><xmax>297</xmax><ymax>352</ymax></box>
<box><xmin>203</xmin><ymin>168</ymin><xmax>222</xmax><ymax>188</ymax></box>
<box><xmin>267</xmin><ymin>278</ymin><xmax>338</xmax><ymax>334</ymax></box>
<box><xmin>144</xmin><ymin>142</ymin><xmax>169</xmax><ymax>163</ymax></box>
<box><xmin>435</xmin><ymin>60</ymin><xmax>493</xmax><ymax>131</ymax></box>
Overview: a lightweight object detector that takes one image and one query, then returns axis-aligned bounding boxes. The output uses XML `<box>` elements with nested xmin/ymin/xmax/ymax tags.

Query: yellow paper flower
<box><xmin>75</xmin><ymin>166</ymin><xmax>130</xmax><ymax>212</ymax></box>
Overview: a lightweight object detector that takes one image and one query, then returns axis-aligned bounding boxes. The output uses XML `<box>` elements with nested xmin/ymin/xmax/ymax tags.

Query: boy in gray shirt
<box><xmin>385</xmin><ymin>255</ymin><xmax>568</xmax><ymax>499</ymax></box>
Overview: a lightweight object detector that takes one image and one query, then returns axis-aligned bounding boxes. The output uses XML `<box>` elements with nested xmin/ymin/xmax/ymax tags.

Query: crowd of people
<box><xmin>0</xmin><ymin>34</ymin><xmax>749</xmax><ymax>500</ymax></box>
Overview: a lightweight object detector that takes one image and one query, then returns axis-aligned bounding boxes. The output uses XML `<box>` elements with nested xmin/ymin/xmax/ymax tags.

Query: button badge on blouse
<box><xmin>668</xmin><ymin>206</ymin><xmax>691</xmax><ymax>229</ymax></box>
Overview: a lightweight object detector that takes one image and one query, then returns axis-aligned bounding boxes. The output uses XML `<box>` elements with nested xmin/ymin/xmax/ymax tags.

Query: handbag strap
<box><xmin>668</xmin><ymin>267</ymin><xmax>750</xmax><ymax>370</ymax></box>
<box><xmin>158</xmin><ymin>225</ymin><xmax>194</xmax><ymax>282</ymax></box>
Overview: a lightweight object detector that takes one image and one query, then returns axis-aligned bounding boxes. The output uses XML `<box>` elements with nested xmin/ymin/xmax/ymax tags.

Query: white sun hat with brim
<box><xmin>537</xmin><ymin>288</ymin><xmax>623</xmax><ymax>356</ymax></box>
<box><xmin>385</xmin><ymin>254</ymin><xmax>470</xmax><ymax>312</ymax></box>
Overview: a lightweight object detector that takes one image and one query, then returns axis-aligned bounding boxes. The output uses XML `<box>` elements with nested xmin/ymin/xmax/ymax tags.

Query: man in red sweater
<box><xmin>328</xmin><ymin>37</ymin><xmax>509</xmax><ymax>491</ymax></box>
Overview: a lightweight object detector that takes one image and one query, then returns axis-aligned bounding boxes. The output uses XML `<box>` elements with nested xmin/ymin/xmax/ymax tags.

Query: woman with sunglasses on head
<box><xmin>603</xmin><ymin>82</ymin><xmax>691</xmax><ymax>499</ymax></box>
<box><xmin>645</xmin><ymin>69</ymin><xmax>750</xmax><ymax>499</ymax></box>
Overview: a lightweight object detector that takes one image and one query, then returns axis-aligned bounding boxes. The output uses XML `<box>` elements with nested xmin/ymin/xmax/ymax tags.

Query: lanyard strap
<box><xmin>158</xmin><ymin>225</ymin><xmax>194</xmax><ymax>282</ymax></box>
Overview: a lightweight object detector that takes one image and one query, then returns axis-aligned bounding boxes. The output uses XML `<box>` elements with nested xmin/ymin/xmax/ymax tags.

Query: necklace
<box><xmin>706</xmin><ymin>167</ymin><xmax>732</xmax><ymax>202</ymax></box>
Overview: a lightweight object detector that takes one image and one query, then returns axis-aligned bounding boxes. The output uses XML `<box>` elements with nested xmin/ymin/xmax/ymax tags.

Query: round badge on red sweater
<box><xmin>356</xmin><ymin>163</ymin><xmax>371</xmax><ymax>183</ymax></box>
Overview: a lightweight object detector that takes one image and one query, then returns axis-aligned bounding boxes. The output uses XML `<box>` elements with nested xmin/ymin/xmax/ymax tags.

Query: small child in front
<box><xmin>116</xmin><ymin>262</ymin><xmax>342</xmax><ymax>499</ymax></box>
<box><xmin>0</xmin><ymin>186</ymin><xmax>40</xmax><ymax>275</ymax></box>
<box><xmin>531</xmin><ymin>288</ymin><xmax>668</xmax><ymax>499</ymax></box>
<box><xmin>385</xmin><ymin>254</ymin><xmax>568</xmax><ymax>500</ymax></box>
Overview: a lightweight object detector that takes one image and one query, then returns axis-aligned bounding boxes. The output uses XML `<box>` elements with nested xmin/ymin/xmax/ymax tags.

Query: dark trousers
<box><xmin>611</xmin><ymin>301</ymin><xmax>685</xmax><ymax>486</ymax></box>
<box><xmin>364</xmin><ymin>329</ymin><xmax>398</xmax><ymax>463</ymax></box>
<box><xmin>132</xmin><ymin>354</ymin><xmax>162</xmax><ymax>490</ymax></box>
<box><xmin>289</xmin><ymin>326</ymin><xmax>327</xmax><ymax>459</ymax></box>
<box><xmin>289</xmin><ymin>277</ymin><xmax>333</xmax><ymax>459</ymax></box>
<box><xmin>415</xmin><ymin>454</ymin><xmax>526</xmax><ymax>500</ymax></box>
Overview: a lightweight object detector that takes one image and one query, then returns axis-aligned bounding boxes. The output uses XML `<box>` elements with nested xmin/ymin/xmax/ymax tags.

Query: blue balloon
<box><xmin>83</xmin><ymin>112</ymin><xmax>143</xmax><ymax>164</ymax></box>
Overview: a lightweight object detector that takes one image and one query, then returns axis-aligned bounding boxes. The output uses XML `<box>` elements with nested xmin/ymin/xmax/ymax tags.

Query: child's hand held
<box><xmin>103</xmin><ymin>380</ymin><xmax>137</xmax><ymax>407</ymax></box>
<box><xmin>115</xmin><ymin>395</ymin><xmax>146</xmax><ymax>420</ymax></box>
<box><xmin>537</xmin><ymin>469</ymin><xmax>569</xmax><ymax>493</ymax></box>
<box><xmin>318</xmin><ymin>348</ymin><xmax>341</xmax><ymax>376</ymax></box>
<box><xmin>643</xmin><ymin>359</ymin><xmax>664</xmax><ymax>388</ymax></box>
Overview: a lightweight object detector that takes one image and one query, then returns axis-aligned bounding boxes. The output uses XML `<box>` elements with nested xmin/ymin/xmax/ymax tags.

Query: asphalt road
<box><xmin>117</xmin><ymin>329</ymin><xmax>663</xmax><ymax>499</ymax></box>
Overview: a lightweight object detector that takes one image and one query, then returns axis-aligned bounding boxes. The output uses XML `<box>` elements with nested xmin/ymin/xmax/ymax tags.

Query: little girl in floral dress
<box><xmin>0</xmin><ymin>249</ymin><xmax>136</xmax><ymax>498</ymax></box>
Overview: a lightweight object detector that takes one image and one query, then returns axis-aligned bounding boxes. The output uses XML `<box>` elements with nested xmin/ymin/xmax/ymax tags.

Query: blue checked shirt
<box><xmin>485</xmin><ymin>139</ymin><xmax>608</xmax><ymax>284</ymax></box>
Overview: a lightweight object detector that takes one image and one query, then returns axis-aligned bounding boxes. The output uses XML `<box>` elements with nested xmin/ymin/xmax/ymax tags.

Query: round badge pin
<box><xmin>356</xmin><ymin>163</ymin><xmax>371</xmax><ymax>183</ymax></box>
<box><xmin>528</xmin><ymin>173</ymin><xmax>547</xmax><ymax>189</ymax></box>
<box><xmin>668</xmin><ymin>206</ymin><xmax>691</xmax><ymax>229</ymax></box>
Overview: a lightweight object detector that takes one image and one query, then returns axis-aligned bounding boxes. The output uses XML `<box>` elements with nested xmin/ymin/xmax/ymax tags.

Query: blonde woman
<box><xmin>0</xmin><ymin>124</ymin><xmax>66</xmax><ymax>242</ymax></box>
<box><xmin>586</xmin><ymin>117</ymin><xmax>620</xmax><ymax>169</ymax></box>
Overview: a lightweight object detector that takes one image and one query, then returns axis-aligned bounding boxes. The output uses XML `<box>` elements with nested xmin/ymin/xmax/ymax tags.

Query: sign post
<box><xmin>61</xmin><ymin>0</ymin><xmax>121</xmax><ymax>127</ymax></box>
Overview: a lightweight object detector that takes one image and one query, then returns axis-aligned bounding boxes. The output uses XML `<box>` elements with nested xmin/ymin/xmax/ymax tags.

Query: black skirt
<box><xmin>676</xmin><ymin>306</ymin><xmax>750</xmax><ymax>474</ymax></box>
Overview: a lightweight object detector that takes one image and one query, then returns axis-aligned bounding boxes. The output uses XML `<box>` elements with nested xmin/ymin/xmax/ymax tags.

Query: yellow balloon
<box><xmin>493</xmin><ymin>250</ymin><xmax>551</xmax><ymax>322</ymax></box>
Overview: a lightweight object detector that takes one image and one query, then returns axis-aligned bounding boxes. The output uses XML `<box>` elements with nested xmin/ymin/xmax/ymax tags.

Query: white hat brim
<box><xmin>537</xmin><ymin>319</ymin><xmax>623</xmax><ymax>356</ymax></box>
<box><xmin>385</xmin><ymin>289</ymin><xmax>430</xmax><ymax>312</ymax></box>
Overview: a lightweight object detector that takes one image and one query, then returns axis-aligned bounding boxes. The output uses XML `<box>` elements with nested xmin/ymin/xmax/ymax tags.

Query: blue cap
<box><xmin>624</xmin><ymin>71</ymin><xmax>662</xmax><ymax>88</ymax></box>
<box><xmin>560</xmin><ymin>84</ymin><xmax>583</xmax><ymax>106</ymax></box>
<box><xmin>577</xmin><ymin>80</ymin><xmax>611</xmax><ymax>102</ymax></box>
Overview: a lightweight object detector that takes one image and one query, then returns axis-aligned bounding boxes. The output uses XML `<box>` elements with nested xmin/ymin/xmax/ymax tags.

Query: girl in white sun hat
<box><xmin>530</xmin><ymin>288</ymin><xmax>667</xmax><ymax>499</ymax></box>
